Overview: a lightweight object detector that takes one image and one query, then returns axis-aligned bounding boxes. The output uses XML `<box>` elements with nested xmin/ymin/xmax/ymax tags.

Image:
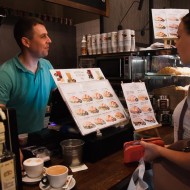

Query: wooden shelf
<box><xmin>44</xmin><ymin>0</ymin><xmax>109</xmax><ymax>17</ymax></box>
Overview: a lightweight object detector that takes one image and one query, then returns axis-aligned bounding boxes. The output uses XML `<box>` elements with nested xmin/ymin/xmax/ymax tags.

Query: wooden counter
<box><xmin>22</xmin><ymin>150</ymin><xmax>137</xmax><ymax>190</ymax></box>
<box><xmin>22</xmin><ymin>125</ymin><xmax>173</xmax><ymax>190</ymax></box>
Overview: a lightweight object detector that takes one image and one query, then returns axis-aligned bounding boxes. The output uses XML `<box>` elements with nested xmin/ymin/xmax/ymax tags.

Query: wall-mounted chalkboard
<box><xmin>70</xmin><ymin>0</ymin><xmax>106</xmax><ymax>11</ymax></box>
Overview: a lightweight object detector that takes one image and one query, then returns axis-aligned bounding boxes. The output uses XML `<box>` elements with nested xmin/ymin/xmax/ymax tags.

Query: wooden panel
<box><xmin>69</xmin><ymin>0</ymin><xmax>106</xmax><ymax>11</ymax></box>
<box><xmin>170</xmin><ymin>0</ymin><xmax>190</xmax><ymax>9</ymax></box>
<box><xmin>0</xmin><ymin>0</ymin><xmax>100</xmax><ymax>24</ymax></box>
<box><xmin>44</xmin><ymin>0</ymin><xmax>109</xmax><ymax>16</ymax></box>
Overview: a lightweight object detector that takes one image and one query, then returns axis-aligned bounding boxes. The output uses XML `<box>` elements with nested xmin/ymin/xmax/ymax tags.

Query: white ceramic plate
<box><xmin>39</xmin><ymin>177</ymin><xmax>76</xmax><ymax>190</ymax></box>
<box><xmin>22</xmin><ymin>173</ymin><xmax>42</xmax><ymax>184</ymax></box>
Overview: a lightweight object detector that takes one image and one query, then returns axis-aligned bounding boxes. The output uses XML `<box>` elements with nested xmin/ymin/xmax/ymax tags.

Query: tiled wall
<box><xmin>75</xmin><ymin>19</ymin><xmax>100</xmax><ymax>62</ymax></box>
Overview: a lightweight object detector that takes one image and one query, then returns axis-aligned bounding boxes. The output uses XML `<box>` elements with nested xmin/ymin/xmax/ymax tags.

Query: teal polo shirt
<box><xmin>0</xmin><ymin>56</ymin><xmax>56</xmax><ymax>134</ymax></box>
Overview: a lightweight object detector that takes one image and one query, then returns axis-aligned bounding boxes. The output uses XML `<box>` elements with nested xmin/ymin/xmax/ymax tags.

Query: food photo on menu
<box><xmin>109</xmin><ymin>101</ymin><xmax>119</xmax><ymax>108</ymax></box>
<box><xmin>88</xmin><ymin>106</ymin><xmax>99</xmax><ymax>114</ymax></box>
<box><xmin>115</xmin><ymin>112</ymin><xmax>125</xmax><ymax>119</ymax></box>
<box><xmin>126</xmin><ymin>95</ymin><xmax>138</xmax><ymax>102</ymax></box>
<box><xmin>138</xmin><ymin>94</ymin><xmax>148</xmax><ymax>101</ymax></box>
<box><xmin>103</xmin><ymin>90</ymin><xmax>113</xmax><ymax>98</ymax></box>
<box><xmin>133</xmin><ymin>117</ymin><xmax>146</xmax><ymax>126</ymax></box>
<box><xmin>93</xmin><ymin>92</ymin><xmax>104</xmax><ymax>100</ymax></box>
<box><xmin>75</xmin><ymin>108</ymin><xmax>89</xmax><ymax>116</ymax></box>
<box><xmin>129</xmin><ymin>106</ymin><xmax>142</xmax><ymax>114</ymax></box>
<box><xmin>144</xmin><ymin>116</ymin><xmax>156</xmax><ymax>123</ymax></box>
<box><xmin>105</xmin><ymin>114</ymin><xmax>116</xmax><ymax>122</ymax></box>
<box><xmin>50</xmin><ymin>68</ymin><xmax>105</xmax><ymax>86</ymax></box>
<box><xmin>83</xmin><ymin>121</ymin><xmax>96</xmax><ymax>129</ymax></box>
<box><xmin>141</xmin><ymin>104</ymin><xmax>152</xmax><ymax>112</ymax></box>
<box><xmin>94</xmin><ymin>117</ymin><xmax>106</xmax><ymax>125</ymax></box>
<box><xmin>82</xmin><ymin>94</ymin><xmax>93</xmax><ymax>102</ymax></box>
<box><xmin>57</xmin><ymin>79</ymin><xmax>128</xmax><ymax>135</ymax></box>
<box><xmin>98</xmin><ymin>103</ymin><xmax>110</xmax><ymax>111</ymax></box>
<box><xmin>69</xmin><ymin>96</ymin><xmax>82</xmax><ymax>103</ymax></box>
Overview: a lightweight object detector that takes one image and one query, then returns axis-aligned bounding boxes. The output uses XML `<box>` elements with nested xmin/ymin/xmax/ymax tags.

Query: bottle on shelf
<box><xmin>0</xmin><ymin>108</ymin><xmax>18</xmax><ymax>190</ymax></box>
<box><xmin>81</xmin><ymin>35</ymin><xmax>87</xmax><ymax>55</ymax></box>
<box><xmin>131</xmin><ymin>30</ymin><xmax>135</xmax><ymax>51</ymax></box>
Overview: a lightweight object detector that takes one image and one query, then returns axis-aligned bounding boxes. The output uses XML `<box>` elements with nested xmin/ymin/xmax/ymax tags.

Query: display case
<box><xmin>78</xmin><ymin>48</ymin><xmax>181</xmax><ymax>99</ymax></box>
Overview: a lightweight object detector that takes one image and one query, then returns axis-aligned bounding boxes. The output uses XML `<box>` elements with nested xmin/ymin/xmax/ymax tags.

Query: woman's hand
<box><xmin>140</xmin><ymin>141</ymin><xmax>162</xmax><ymax>162</ymax></box>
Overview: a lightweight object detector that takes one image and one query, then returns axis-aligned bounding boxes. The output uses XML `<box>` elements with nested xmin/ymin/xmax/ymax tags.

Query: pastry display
<box><xmin>103</xmin><ymin>91</ymin><xmax>113</xmax><ymax>97</ymax></box>
<box><xmin>94</xmin><ymin>118</ymin><xmax>106</xmax><ymax>125</ymax></box>
<box><xmin>106</xmin><ymin>115</ymin><xmax>116</xmax><ymax>122</ymax></box>
<box><xmin>93</xmin><ymin>92</ymin><xmax>103</xmax><ymax>100</ymax></box>
<box><xmin>158</xmin><ymin>66</ymin><xmax>190</xmax><ymax>75</ymax></box>
<box><xmin>115</xmin><ymin>112</ymin><xmax>125</xmax><ymax>119</ymax></box>
<box><xmin>98</xmin><ymin>103</ymin><xmax>110</xmax><ymax>110</ymax></box>
<box><xmin>109</xmin><ymin>101</ymin><xmax>119</xmax><ymax>108</ymax></box>
<box><xmin>129</xmin><ymin>106</ymin><xmax>141</xmax><ymax>114</ymax></box>
<box><xmin>133</xmin><ymin>118</ymin><xmax>146</xmax><ymax>126</ymax></box>
<box><xmin>76</xmin><ymin>108</ymin><xmax>88</xmax><ymax>116</ymax></box>
<box><xmin>141</xmin><ymin>105</ymin><xmax>152</xmax><ymax>112</ymax></box>
<box><xmin>69</xmin><ymin>96</ymin><xmax>82</xmax><ymax>103</ymax></box>
<box><xmin>127</xmin><ymin>95</ymin><xmax>138</xmax><ymax>102</ymax></box>
<box><xmin>88</xmin><ymin>106</ymin><xmax>99</xmax><ymax>114</ymax></box>
<box><xmin>82</xmin><ymin>94</ymin><xmax>93</xmax><ymax>102</ymax></box>
<box><xmin>83</xmin><ymin>121</ymin><xmax>96</xmax><ymax>129</ymax></box>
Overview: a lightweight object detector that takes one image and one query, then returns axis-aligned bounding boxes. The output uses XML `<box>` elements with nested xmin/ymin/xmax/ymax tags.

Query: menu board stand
<box><xmin>134</xmin><ymin>123</ymin><xmax>161</xmax><ymax>133</ymax></box>
<box><xmin>121</xmin><ymin>82</ymin><xmax>161</xmax><ymax>133</ymax></box>
<box><xmin>50</xmin><ymin>68</ymin><xmax>129</xmax><ymax>136</ymax></box>
<box><xmin>151</xmin><ymin>9</ymin><xmax>189</xmax><ymax>40</ymax></box>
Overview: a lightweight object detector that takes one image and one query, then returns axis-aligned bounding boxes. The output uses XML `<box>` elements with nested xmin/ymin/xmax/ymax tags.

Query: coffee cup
<box><xmin>42</xmin><ymin>165</ymin><xmax>68</xmax><ymax>188</ymax></box>
<box><xmin>23</xmin><ymin>157</ymin><xmax>44</xmax><ymax>178</ymax></box>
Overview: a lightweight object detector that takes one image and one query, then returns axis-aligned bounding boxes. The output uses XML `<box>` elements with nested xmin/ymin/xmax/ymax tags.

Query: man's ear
<box><xmin>21</xmin><ymin>37</ymin><xmax>30</xmax><ymax>48</ymax></box>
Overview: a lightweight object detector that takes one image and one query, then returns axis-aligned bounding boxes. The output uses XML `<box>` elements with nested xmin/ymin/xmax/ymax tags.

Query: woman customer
<box><xmin>141</xmin><ymin>12</ymin><xmax>190</xmax><ymax>171</ymax></box>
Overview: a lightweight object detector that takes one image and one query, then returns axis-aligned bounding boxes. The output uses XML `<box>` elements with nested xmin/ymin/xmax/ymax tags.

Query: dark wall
<box><xmin>0</xmin><ymin>16</ymin><xmax>77</xmax><ymax>69</ymax></box>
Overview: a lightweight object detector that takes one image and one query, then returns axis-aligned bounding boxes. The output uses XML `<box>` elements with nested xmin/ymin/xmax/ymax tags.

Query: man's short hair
<box><xmin>13</xmin><ymin>17</ymin><xmax>45</xmax><ymax>49</ymax></box>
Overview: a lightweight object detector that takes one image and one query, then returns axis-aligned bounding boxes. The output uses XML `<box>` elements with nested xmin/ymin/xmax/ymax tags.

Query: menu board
<box><xmin>57</xmin><ymin>80</ymin><xmax>128</xmax><ymax>135</ymax></box>
<box><xmin>50</xmin><ymin>68</ymin><xmax>105</xmax><ymax>85</ymax></box>
<box><xmin>121</xmin><ymin>82</ymin><xmax>160</xmax><ymax>131</ymax></box>
<box><xmin>152</xmin><ymin>9</ymin><xmax>189</xmax><ymax>39</ymax></box>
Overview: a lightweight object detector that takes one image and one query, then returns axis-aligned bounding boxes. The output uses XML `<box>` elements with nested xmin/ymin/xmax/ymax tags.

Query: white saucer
<box><xmin>22</xmin><ymin>173</ymin><xmax>42</xmax><ymax>184</ymax></box>
<box><xmin>39</xmin><ymin>177</ymin><xmax>76</xmax><ymax>190</ymax></box>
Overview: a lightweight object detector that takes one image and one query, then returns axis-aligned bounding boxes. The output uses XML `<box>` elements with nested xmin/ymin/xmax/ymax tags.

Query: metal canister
<box><xmin>157</xmin><ymin>95</ymin><xmax>169</xmax><ymax>110</ymax></box>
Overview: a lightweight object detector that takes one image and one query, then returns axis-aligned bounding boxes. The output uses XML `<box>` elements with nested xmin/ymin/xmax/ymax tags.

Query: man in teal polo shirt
<box><xmin>0</xmin><ymin>17</ymin><xmax>56</xmax><ymax>134</ymax></box>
